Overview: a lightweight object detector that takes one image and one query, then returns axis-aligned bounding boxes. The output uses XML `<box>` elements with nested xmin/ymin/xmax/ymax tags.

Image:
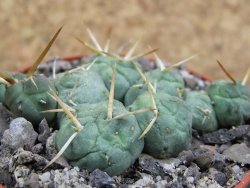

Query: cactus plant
<box><xmin>206</xmin><ymin>80</ymin><xmax>250</xmax><ymax>128</ymax></box>
<box><xmin>128</xmin><ymin>92</ymin><xmax>192</xmax><ymax>158</ymax></box>
<box><xmin>49</xmin><ymin>64</ymin><xmax>147</xmax><ymax>176</ymax></box>
<box><xmin>55</xmin><ymin>100</ymin><xmax>144</xmax><ymax>176</ymax></box>
<box><xmin>206</xmin><ymin>61</ymin><xmax>250</xmax><ymax>128</ymax></box>
<box><xmin>184</xmin><ymin>90</ymin><xmax>218</xmax><ymax>133</ymax></box>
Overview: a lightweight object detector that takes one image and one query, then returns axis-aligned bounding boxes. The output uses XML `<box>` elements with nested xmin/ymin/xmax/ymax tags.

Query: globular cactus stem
<box><xmin>3</xmin><ymin>26</ymin><xmax>62</xmax><ymax>127</ymax></box>
<box><xmin>206</xmin><ymin>60</ymin><xmax>250</xmax><ymax>128</ymax></box>
<box><xmin>54</xmin><ymin>62</ymin><xmax>145</xmax><ymax>176</ymax></box>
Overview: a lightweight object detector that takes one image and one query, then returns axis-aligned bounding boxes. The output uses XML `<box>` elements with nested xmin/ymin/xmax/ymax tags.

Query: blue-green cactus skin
<box><xmin>4</xmin><ymin>75</ymin><xmax>57</xmax><ymax>127</ymax></box>
<box><xmin>0</xmin><ymin>84</ymin><xmax>6</xmax><ymax>103</ymax></box>
<box><xmin>0</xmin><ymin>73</ymin><xmax>27</xmax><ymax>103</ymax></box>
<box><xmin>128</xmin><ymin>92</ymin><xmax>192</xmax><ymax>158</ymax></box>
<box><xmin>54</xmin><ymin>69</ymin><xmax>109</xmax><ymax>105</ymax></box>
<box><xmin>184</xmin><ymin>90</ymin><xmax>218</xmax><ymax>133</ymax></box>
<box><xmin>124</xmin><ymin>69</ymin><xmax>185</xmax><ymax>106</ymax></box>
<box><xmin>55</xmin><ymin>100</ymin><xmax>144</xmax><ymax>176</ymax></box>
<box><xmin>87</xmin><ymin>55</ymin><xmax>141</xmax><ymax>101</ymax></box>
<box><xmin>206</xmin><ymin>80</ymin><xmax>250</xmax><ymax>128</ymax></box>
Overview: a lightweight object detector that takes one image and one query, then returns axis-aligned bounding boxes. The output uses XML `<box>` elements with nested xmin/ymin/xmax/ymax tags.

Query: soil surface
<box><xmin>0</xmin><ymin>1</ymin><xmax>249</xmax><ymax>84</ymax></box>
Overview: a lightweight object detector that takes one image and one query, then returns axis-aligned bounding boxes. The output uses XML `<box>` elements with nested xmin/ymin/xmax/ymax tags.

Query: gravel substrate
<box><xmin>0</xmin><ymin>57</ymin><xmax>249</xmax><ymax>187</ymax></box>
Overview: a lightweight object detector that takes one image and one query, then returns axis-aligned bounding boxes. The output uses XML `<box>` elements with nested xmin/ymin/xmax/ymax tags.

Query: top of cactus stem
<box><xmin>26</xmin><ymin>26</ymin><xmax>63</xmax><ymax>77</ymax></box>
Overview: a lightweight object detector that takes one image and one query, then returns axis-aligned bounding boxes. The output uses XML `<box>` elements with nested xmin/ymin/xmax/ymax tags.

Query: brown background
<box><xmin>0</xmin><ymin>0</ymin><xmax>249</xmax><ymax>82</ymax></box>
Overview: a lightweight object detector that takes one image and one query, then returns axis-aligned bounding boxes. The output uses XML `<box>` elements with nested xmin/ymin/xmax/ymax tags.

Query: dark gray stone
<box><xmin>0</xmin><ymin>146</ymin><xmax>12</xmax><ymax>185</ymax></box>
<box><xmin>209</xmin><ymin>168</ymin><xmax>227</xmax><ymax>186</ymax></box>
<box><xmin>45</xmin><ymin>131</ymin><xmax>57</xmax><ymax>158</ymax></box>
<box><xmin>38</xmin><ymin>59</ymin><xmax>74</xmax><ymax>76</ymax></box>
<box><xmin>9</xmin><ymin>148</ymin><xmax>48</xmax><ymax>172</ymax></box>
<box><xmin>38</xmin><ymin>119</ymin><xmax>50</xmax><ymax>145</ymax></box>
<box><xmin>192</xmin><ymin>147</ymin><xmax>215</xmax><ymax>170</ymax></box>
<box><xmin>31</xmin><ymin>143</ymin><xmax>44</xmax><ymax>154</ymax></box>
<box><xmin>131</xmin><ymin>173</ymin><xmax>155</xmax><ymax>187</ymax></box>
<box><xmin>202</xmin><ymin>125</ymin><xmax>250</xmax><ymax>144</ymax></box>
<box><xmin>14</xmin><ymin>165</ymin><xmax>31</xmax><ymax>187</ymax></box>
<box><xmin>0</xmin><ymin>103</ymin><xmax>15</xmax><ymax>138</ymax></box>
<box><xmin>183</xmin><ymin>163</ymin><xmax>201</xmax><ymax>183</ymax></box>
<box><xmin>244</xmin><ymin>126</ymin><xmax>250</xmax><ymax>147</ymax></box>
<box><xmin>1</xmin><ymin>118</ymin><xmax>38</xmax><ymax>150</ymax></box>
<box><xmin>45</xmin><ymin>131</ymin><xmax>70</xmax><ymax>168</ymax></box>
<box><xmin>222</xmin><ymin>143</ymin><xmax>250</xmax><ymax>164</ymax></box>
<box><xmin>178</xmin><ymin>150</ymin><xmax>194</xmax><ymax>165</ymax></box>
<box><xmin>184</xmin><ymin>76</ymin><xmax>198</xmax><ymax>90</ymax></box>
<box><xmin>89</xmin><ymin>169</ymin><xmax>116</xmax><ymax>188</ymax></box>
<box><xmin>138</xmin><ymin>58</ymin><xmax>156</xmax><ymax>72</ymax></box>
<box><xmin>27</xmin><ymin>173</ymin><xmax>40</xmax><ymax>188</ymax></box>
<box><xmin>216</xmin><ymin>144</ymin><xmax>230</xmax><ymax>154</ymax></box>
<box><xmin>212</xmin><ymin>154</ymin><xmax>226</xmax><ymax>171</ymax></box>
<box><xmin>166</xmin><ymin>181</ymin><xmax>184</xmax><ymax>188</ymax></box>
<box><xmin>139</xmin><ymin>154</ymin><xmax>165</xmax><ymax>177</ymax></box>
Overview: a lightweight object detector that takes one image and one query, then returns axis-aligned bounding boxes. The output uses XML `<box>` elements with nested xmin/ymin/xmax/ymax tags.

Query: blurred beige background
<box><xmin>0</xmin><ymin>0</ymin><xmax>249</xmax><ymax>82</ymax></box>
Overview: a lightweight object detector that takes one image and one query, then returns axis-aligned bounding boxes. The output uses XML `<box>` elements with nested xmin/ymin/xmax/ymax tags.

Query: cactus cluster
<box><xmin>0</xmin><ymin>28</ymin><xmax>249</xmax><ymax>176</ymax></box>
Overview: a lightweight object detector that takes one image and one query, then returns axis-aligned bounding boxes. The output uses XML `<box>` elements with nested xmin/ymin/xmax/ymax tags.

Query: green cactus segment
<box><xmin>4</xmin><ymin>75</ymin><xmax>57</xmax><ymax>127</ymax></box>
<box><xmin>206</xmin><ymin>80</ymin><xmax>250</xmax><ymax>128</ymax></box>
<box><xmin>0</xmin><ymin>84</ymin><xmax>6</xmax><ymax>103</ymax></box>
<box><xmin>0</xmin><ymin>73</ymin><xmax>26</xmax><ymax>103</ymax></box>
<box><xmin>87</xmin><ymin>54</ymin><xmax>141</xmax><ymax>101</ymax></box>
<box><xmin>184</xmin><ymin>90</ymin><xmax>218</xmax><ymax>133</ymax></box>
<box><xmin>54</xmin><ymin>69</ymin><xmax>109</xmax><ymax>105</ymax></box>
<box><xmin>124</xmin><ymin>69</ymin><xmax>185</xmax><ymax>106</ymax></box>
<box><xmin>128</xmin><ymin>92</ymin><xmax>192</xmax><ymax>158</ymax></box>
<box><xmin>11</xmin><ymin>72</ymin><xmax>26</xmax><ymax>80</ymax></box>
<box><xmin>55</xmin><ymin>100</ymin><xmax>144</xmax><ymax>176</ymax></box>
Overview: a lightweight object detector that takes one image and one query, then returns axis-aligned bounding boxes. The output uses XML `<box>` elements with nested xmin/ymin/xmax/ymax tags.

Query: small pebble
<box><xmin>38</xmin><ymin>119</ymin><xmax>50</xmax><ymax>145</ymax></box>
<box><xmin>223</xmin><ymin>143</ymin><xmax>250</xmax><ymax>164</ymax></box>
<box><xmin>1</xmin><ymin>118</ymin><xmax>38</xmax><ymax>150</ymax></box>
<box><xmin>89</xmin><ymin>169</ymin><xmax>116</xmax><ymax>188</ymax></box>
<box><xmin>31</xmin><ymin>143</ymin><xmax>43</xmax><ymax>154</ymax></box>
<box><xmin>192</xmin><ymin>147</ymin><xmax>215</xmax><ymax>170</ymax></box>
